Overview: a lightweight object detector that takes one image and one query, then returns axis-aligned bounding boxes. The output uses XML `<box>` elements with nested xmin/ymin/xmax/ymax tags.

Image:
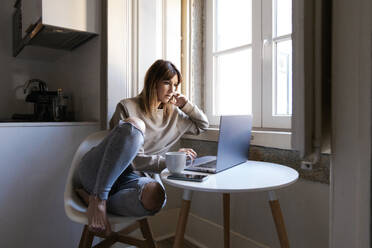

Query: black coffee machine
<box><xmin>24</xmin><ymin>79</ymin><xmax>57</xmax><ymax>121</ymax></box>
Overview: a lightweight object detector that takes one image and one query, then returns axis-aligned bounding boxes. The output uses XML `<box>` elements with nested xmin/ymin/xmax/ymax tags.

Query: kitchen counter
<box><xmin>0</xmin><ymin>122</ymin><xmax>100</xmax><ymax>248</ymax></box>
<box><xmin>0</xmin><ymin>121</ymin><xmax>100</xmax><ymax>127</ymax></box>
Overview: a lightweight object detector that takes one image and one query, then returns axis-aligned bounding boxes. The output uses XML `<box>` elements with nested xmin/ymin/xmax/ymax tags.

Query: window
<box><xmin>137</xmin><ymin>0</ymin><xmax>181</xmax><ymax>95</ymax></box>
<box><xmin>205</xmin><ymin>0</ymin><xmax>292</xmax><ymax>128</ymax></box>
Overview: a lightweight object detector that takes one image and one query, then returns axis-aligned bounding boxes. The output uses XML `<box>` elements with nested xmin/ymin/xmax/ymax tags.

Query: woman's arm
<box><xmin>109</xmin><ymin>103</ymin><xmax>128</xmax><ymax>130</ymax></box>
<box><xmin>131</xmin><ymin>148</ymin><xmax>166</xmax><ymax>173</ymax></box>
<box><xmin>180</xmin><ymin>101</ymin><xmax>209</xmax><ymax>134</ymax></box>
<box><xmin>173</xmin><ymin>93</ymin><xmax>209</xmax><ymax>135</ymax></box>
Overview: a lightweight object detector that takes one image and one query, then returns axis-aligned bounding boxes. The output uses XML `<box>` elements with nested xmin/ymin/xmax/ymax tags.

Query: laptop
<box><xmin>185</xmin><ymin>115</ymin><xmax>252</xmax><ymax>174</ymax></box>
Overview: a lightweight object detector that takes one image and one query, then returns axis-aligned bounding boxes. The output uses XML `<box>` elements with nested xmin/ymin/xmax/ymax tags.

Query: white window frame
<box><xmin>262</xmin><ymin>0</ymin><xmax>292</xmax><ymax>128</ymax></box>
<box><xmin>205</xmin><ymin>0</ymin><xmax>292</xmax><ymax>129</ymax></box>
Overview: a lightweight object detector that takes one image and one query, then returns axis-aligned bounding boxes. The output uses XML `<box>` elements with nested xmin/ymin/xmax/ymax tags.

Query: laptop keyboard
<box><xmin>197</xmin><ymin>160</ymin><xmax>217</xmax><ymax>168</ymax></box>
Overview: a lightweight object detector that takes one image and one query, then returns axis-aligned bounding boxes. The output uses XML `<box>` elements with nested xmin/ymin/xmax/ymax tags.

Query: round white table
<box><xmin>161</xmin><ymin>160</ymin><xmax>299</xmax><ymax>248</ymax></box>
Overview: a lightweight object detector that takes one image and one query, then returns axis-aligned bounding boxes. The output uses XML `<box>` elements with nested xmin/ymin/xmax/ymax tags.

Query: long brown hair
<box><xmin>139</xmin><ymin>59</ymin><xmax>182</xmax><ymax>119</ymax></box>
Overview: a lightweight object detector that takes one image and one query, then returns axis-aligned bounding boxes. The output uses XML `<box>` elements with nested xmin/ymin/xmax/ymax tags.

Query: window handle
<box><xmin>262</xmin><ymin>39</ymin><xmax>272</xmax><ymax>60</ymax></box>
<box><xmin>263</xmin><ymin>39</ymin><xmax>272</xmax><ymax>46</ymax></box>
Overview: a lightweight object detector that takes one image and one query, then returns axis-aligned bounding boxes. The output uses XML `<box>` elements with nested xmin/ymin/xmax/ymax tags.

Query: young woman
<box><xmin>75</xmin><ymin>59</ymin><xmax>209</xmax><ymax>234</ymax></box>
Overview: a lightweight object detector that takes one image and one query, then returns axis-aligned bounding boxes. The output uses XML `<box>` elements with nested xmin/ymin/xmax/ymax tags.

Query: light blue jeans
<box><xmin>76</xmin><ymin>121</ymin><xmax>166</xmax><ymax>217</ymax></box>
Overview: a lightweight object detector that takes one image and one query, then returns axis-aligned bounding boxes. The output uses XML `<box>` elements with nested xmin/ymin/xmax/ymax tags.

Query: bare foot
<box><xmin>76</xmin><ymin>189</ymin><xmax>111</xmax><ymax>236</ymax></box>
<box><xmin>87</xmin><ymin>195</ymin><xmax>112</xmax><ymax>236</ymax></box>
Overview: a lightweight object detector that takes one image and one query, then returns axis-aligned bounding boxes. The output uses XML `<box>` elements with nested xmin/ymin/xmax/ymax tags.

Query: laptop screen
<box><xmin>215</xmin><ymin>115</ymin><xmax>252</xmax><ymax>172</ymax></box>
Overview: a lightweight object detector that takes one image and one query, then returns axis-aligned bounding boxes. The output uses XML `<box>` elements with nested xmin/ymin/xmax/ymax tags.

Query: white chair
<box><xmin>64</xmin><ymin>130</ymin><xmax>158</xmax><ymax>248</ymax></box>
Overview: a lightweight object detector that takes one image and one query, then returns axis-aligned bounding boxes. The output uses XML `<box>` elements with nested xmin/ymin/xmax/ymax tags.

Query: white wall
<box><xmin>186</xmin><ymin>179</ymin><xmax>329</xmax><ymax>248</ymax></box>
<box><xmin>330</xmin><ymin>0</ymin><xmax>371</xmax><ymax>247</ymax></box>
<box><xmin>106</xmin><ymin>0</ymin><xmax>132</xmax><ymax>127</ymax></box>
<box><xmin>49</xmin><ymin>34</ymin><xmax>101</xmax><ymax>121</ymax></box>
<box><xmin>0</xmin><ymin>0</ymin><xmax>101</xmax><ymax>121</ymax></box>
<box><xmin>0</xmin><ymin>124</ymin><xmax>100</xmax><ymax>248</ymax></box>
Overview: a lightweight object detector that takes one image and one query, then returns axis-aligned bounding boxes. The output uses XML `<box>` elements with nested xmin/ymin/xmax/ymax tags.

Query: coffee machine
<box><xmin>24</xmin><ymin>79</ymin><xmax>57</xmax><ymax>121</ymax></box>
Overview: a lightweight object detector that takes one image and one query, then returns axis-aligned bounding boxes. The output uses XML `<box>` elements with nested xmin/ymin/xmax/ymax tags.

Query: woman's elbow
<box><xmin>201</xmin><ymin>120</ymin><xmax>209</xmax><ymax>130</ymax></box>
<box><xmin>197</xmin><ymin>120</ymin><xmax>209</xmax><ymax>133</ymax></box>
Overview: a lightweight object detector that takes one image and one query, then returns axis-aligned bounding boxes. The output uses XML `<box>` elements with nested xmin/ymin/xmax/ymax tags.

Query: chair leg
<box><xmin>138</xmin><ymin>218</ymin><xmax>157</xmax><ymax>248</ymax></box>
<box><xmin>79</xmin><ymin>225</ymin><xmax>95</xmax><ymax>248</ymax></box>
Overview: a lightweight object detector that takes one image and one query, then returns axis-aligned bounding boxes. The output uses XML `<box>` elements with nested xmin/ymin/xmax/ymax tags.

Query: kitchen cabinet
<box><xmin>0</xmin><ymin>123</ymin><xmax>100</xmax><ymax>248</ymax></box>
<box><xmin>14</xmin><ymin>0</ymin><xmax>99</xmax><ymax>57</ymax></box>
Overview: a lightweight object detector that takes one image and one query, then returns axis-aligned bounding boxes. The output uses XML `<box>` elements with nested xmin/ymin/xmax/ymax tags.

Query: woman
<box><xmin>75</xmin><ymin>59</ymin><xmax>209</xmax><ymax>234</ymax></box>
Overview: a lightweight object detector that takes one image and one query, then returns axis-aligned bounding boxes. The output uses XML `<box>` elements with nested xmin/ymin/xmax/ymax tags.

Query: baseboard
<box><xmin>184</xmin><ymin>235</ymin><xmax>209</xmax><ymax>248</ymax></box>
<box><xmin>184</xmin><ymin>213</ymin><xmax>270</xmax><ymax>248</ymax></box>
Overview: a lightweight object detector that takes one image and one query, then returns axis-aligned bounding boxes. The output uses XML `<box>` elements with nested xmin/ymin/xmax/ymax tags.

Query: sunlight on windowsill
<box><xmin>182</xmin><ymin>128</ymin><xmax>292</xmax><ymax>150</ymax></box>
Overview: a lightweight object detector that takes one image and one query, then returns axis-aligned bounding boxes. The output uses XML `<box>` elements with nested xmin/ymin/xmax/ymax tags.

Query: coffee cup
<box><xmin>165</xmin><ymin>151</ymin><xmax>189</xmax><ymax>174</ymax></box>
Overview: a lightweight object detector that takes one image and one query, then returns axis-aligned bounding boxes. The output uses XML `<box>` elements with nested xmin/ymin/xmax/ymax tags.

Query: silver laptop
<box><xmin>185</xmin><ymin>115</ymin><xmax>252</xmax><ymax>174</ymax></box>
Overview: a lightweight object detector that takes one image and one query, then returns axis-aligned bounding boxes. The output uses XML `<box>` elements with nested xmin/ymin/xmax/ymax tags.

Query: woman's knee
<box><xmin>140</xmin><ymin>182</ymin><xmax>166</xmax><ymax>212</ymax></box>
<box><xmin>124</xmin><ymin>117</ymin><xmax>146</xmax><ymax>134</ymax></box>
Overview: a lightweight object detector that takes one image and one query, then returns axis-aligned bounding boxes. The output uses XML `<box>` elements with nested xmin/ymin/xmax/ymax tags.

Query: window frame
<box><xmin>204</xmin><ymin>0</ymin><xmax>292</xmax><ymax>129</ymax></box>
<box><xmin>262</xmin><ymin>0</ymin><xmax>292</xmax><ymax>128</ymax></box>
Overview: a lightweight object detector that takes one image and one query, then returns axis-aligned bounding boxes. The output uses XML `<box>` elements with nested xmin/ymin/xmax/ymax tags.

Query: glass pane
<box><xmin>274</xmin><ymin>0</ymin><xmax>292</xmax><ymax>37</ymax></box>
<box><xmin>274</xmin><ymin>40</ymin><xmax>292</xmax><ymax>115</ymax></box>
<box><xmin>216</xmin><ymin>0</ymin><xmax>252</xmax><ymax>51</ymax></box>
<box><xmin>215</xmin><ymin>49</ymin><xmax>252</xmax><ymax>115</ymax></box>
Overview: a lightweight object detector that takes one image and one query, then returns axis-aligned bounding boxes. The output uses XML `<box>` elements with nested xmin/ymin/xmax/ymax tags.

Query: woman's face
<box><xmin>156</xmin><ymin>74</ymin><xmax>179</xmax><ymax>104</ymax></box>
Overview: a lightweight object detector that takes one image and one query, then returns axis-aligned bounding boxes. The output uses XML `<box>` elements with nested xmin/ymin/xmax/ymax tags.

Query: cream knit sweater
<box><xmin>109</xmin><ymin>96</ymin><xmax>209</xmax><ymax>173</ymax></box>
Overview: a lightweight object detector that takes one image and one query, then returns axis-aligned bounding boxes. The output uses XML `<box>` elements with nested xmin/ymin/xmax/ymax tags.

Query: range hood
<box><xmin>13</xmin><ymin>0</ymin><xmax>99</xmax><ymax>57</ymax></box>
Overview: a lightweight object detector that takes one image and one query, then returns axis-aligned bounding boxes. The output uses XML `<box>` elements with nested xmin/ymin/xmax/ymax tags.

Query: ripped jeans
<box><xmin>76</xmin><ymin>121</ymin><xmax>166</xmax><ymax>217</ymax></box>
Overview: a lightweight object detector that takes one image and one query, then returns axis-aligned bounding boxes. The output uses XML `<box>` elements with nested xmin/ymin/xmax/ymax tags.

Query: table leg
<box><xmin>173</xmin><ymin>190</ymin><xmax>193</xmax><ymax>248</ymax></box>
<box><xmin>268</xmin><ymin>191</ymin><xmax>290</xmax><ymax>248</ymax></box>
<box><xmin>223</xmin><ymin>193</ymin><xmax>230</xmax><ymax>248</ymax></box>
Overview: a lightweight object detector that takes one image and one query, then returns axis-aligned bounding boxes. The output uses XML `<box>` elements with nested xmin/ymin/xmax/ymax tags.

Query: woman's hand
<box><xmin>178</xmin><ymin>148</ymin><xmax>197</xmax><ymax>160</ymax></box>
<box><xmin>170</xmin><ymin>93</ymin><xmax>188</xmax><ymax>108</ymax></box>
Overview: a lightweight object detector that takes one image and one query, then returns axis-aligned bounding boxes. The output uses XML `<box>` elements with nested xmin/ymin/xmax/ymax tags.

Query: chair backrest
<box><xmin>64</xmin><ymin>130</ymin><xmax>109</xmax><ymax>224</ymax></box>
<box><xmin>64</xmin><ymin>129</ymin><xmax>164</xmax><ymax>225</ymax></box>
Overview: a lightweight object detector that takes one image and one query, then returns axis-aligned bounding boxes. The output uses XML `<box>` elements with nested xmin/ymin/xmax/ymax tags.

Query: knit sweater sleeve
<box><xmin>131</xmin><ymin>148</ymin><xmax>166</xmax><ymax>173</ymax></box>
<box><xmin>109</xmin><ymin>102</ymin><xmax>128</xmax><ymax>130</ymax></box>
<box><xmin>179</xmin><ymin>101</ymin><xmax>209</xmax><ymax>135</ymax></box>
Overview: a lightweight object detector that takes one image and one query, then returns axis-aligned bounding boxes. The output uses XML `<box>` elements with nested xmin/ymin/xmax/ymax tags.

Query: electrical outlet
<box><xmin>301</xmin><ymin>161</ymin><xmax>313</xmax><ymax>170</ymax></box>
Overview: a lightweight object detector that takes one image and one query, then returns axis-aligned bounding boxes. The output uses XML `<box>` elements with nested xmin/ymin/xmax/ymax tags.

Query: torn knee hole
<box><xmin>124</xmin><ymin>117</ymin><xmax>146</xmax><ymax>134</ymax></box>
<box><xmin>141</xmin><ymin>182</ymin><xmax>165</xmax><ymax>211</ymax></box>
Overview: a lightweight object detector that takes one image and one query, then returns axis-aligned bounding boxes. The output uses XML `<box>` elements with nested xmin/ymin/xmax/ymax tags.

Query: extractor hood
<box><xmin>13</xmin><ymin>0</ymin><xmax>99</xmax><ymax>57</ymax></box>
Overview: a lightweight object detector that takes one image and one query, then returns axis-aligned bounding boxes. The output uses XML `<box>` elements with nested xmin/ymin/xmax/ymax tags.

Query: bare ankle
<box><xmin>89</xmin><ymin>195</ymin><xmax>106</xmax><ymax>203</ymax></box>
<box><xmin>86</xmin><ymin>194</ymin><xmax>111</xmax><ymax>235</ymax></box>
<box><xmin>88</xmin><ymin>195</ymin><xmax>107</xmax><ymax>210</ymax></box>
<box><xmin>75</xmin><ymin>188</ymin><xmax>89</xmax><ymax>205</ymax></box>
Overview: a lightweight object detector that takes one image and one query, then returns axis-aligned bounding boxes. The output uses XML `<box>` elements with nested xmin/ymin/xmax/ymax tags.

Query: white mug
<box><xmin>165</xmin><ymin>151</ymin><xmax>188</xmax><ymax>174</ymax></box>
